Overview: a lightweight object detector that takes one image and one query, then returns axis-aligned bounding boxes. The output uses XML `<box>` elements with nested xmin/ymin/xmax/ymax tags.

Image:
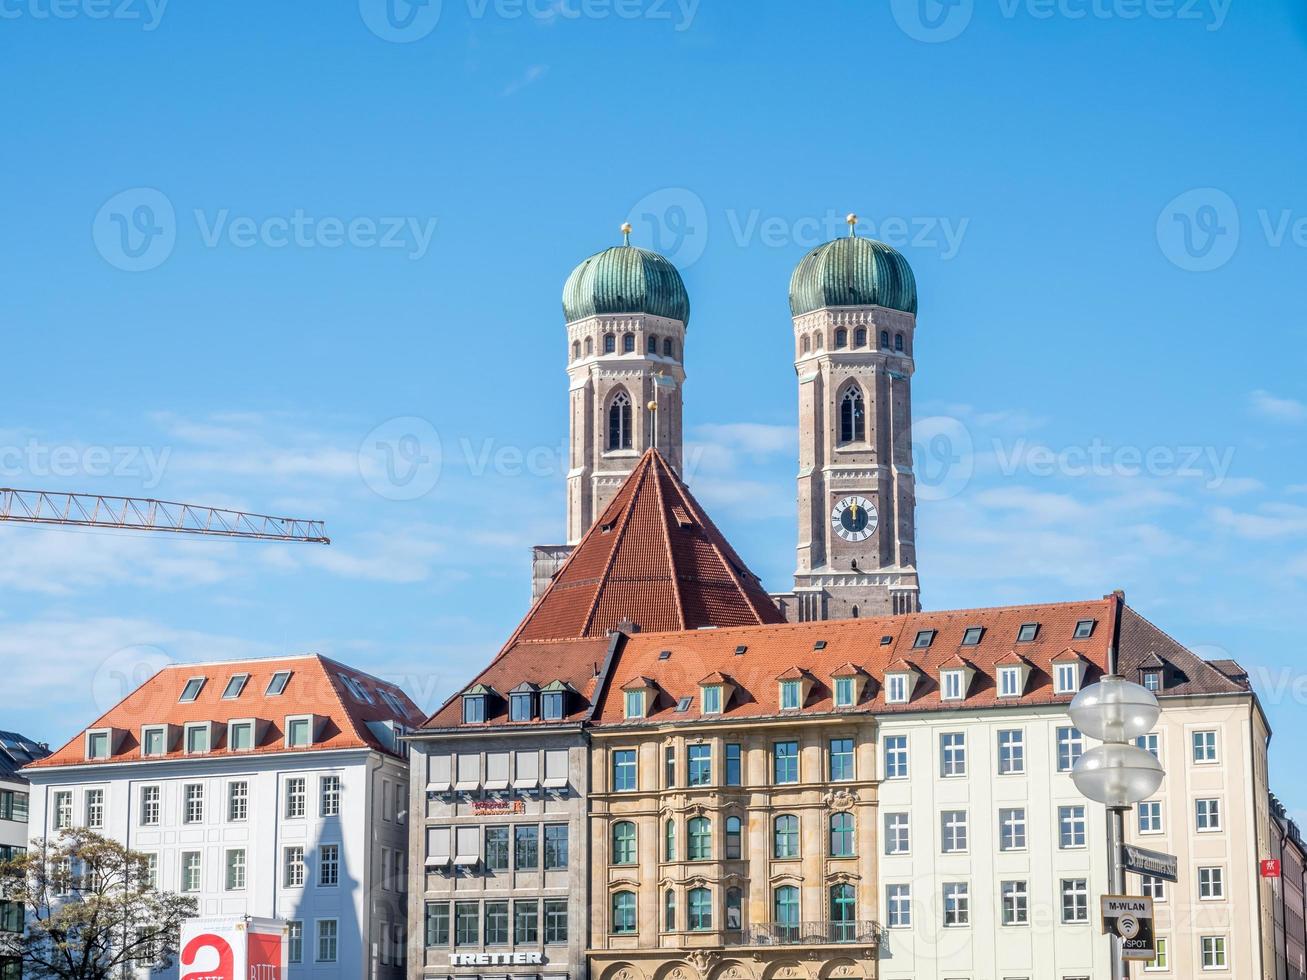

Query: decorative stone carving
<box><xmin>684</xmin><ymin>951</ymin><xmax>720</xmax><ymax>976</ymax></box>
<box><xmin>823</xmin><ymin>788</ymin><xmax>856</xmax><ymax>811</ymax></box>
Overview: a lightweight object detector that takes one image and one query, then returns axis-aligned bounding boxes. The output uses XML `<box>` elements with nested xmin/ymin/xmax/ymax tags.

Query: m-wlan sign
<box><xmin>1101</xmin><ymin>895</ymin><xmax>1156</xmax><ymax>962</ymax></box>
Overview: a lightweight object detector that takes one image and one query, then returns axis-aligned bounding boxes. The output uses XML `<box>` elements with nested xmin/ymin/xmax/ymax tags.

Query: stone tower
<box><xmin>782</xmin><ymin>215</ymin><xmax>922</xmax><ymax>621</ymax></box>
<box><xmin>531</xmin><ymin>225</ymin><xmax>690</xmax><ymax>598</ymax></box>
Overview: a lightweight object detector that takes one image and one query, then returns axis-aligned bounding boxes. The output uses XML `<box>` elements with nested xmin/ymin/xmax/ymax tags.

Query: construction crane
<box><xmin>0</xmin><ymin>487</ymin><xmax>330</xmax><ymax>544</ymax></box>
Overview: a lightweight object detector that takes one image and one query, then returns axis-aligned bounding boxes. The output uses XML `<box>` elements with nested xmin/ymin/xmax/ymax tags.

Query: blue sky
<box><xmin>2</xmin><ymin>0</ymin><xmax>1306</xmax><ymax>809</ymax></box>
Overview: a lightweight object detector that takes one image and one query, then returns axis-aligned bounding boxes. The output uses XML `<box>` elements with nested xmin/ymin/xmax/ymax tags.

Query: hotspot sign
<box><xmin>180</xmin><ymin>917</ymin><xmax>289</xmax><ymax>980</ymax></box>
<box><xmin>1101</xmin><ymin>895</ymin><xmax>1156</xmax><ymax>962</ymax></box>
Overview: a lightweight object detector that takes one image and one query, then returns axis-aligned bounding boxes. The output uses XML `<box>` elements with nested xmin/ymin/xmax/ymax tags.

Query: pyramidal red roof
<box><xmin>508</xmin><ymin>449</ymin><xmax>785</xmax><ymax>646</ymax></box>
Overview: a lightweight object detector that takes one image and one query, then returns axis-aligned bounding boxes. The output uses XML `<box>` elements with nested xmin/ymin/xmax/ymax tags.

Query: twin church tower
<box><xmin>531</xmin><ymin>216</ymin><xmax>922</xmax><ymax>621</ymax></box>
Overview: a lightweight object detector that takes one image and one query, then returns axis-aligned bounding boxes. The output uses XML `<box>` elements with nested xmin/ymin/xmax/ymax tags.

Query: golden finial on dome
<box><xmin>846</xmin><ymin>213</ymin><xmax>859</xmax><ymax>237</ymax></box>
<box><xmin>621</xmin><ymin>222</ymin><xmax>633</xmax><ymax>245</ymax></box>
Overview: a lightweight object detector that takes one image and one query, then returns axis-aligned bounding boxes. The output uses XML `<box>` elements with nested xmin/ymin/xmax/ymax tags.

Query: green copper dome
<box><xmin>563</xmin><ymin>242</ymin><xmax>690</xmax><ymax>326</ymax></box>
<box><xmin>789</xmin><ymin>234</ymin><xmax>917</xmax><ymax>317</ymax></box>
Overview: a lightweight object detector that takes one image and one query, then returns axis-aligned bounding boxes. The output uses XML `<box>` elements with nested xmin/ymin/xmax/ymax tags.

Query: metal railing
<box><xmin>739</xmin><ymin>921</ymin><xmax>882</xmax><ymax>946</ymax></box>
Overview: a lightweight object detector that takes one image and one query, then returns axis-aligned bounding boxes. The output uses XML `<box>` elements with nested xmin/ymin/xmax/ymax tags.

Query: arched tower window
<box><xmin>839</xmin><ymin>385</ymin><xmax>866</xmax><ymax>444</ymax></box>
<box><xmin>571</xmin><ymin>340</ymin><xmax>580</xmax><ymax>361</ymax></box>
<box><xmin>585</xmin><ymin>336</ymin><xmax>593</xmax><ymax>355</ymax></box>
<box><xmin>664</xmin><ymin>889</ymin><xmax>676</xmax><ymax>932</ymax></box>
<box><xmin>834</xmin><ymin>327</ymin><xmax>848</xmax><ymax>349</ymax></box>
<box><xmin>851</xmin><ymin>605</ymin><xmax>859</xmax><ymax>619</ymax></box>
<box><xmin>815</xmin><ymin>333</ymin><xmax>824</xmax><ymax>350</ymax></box>
<box><xmin>603</xmin><ymin>334</ymin><xmax>616</xmax><ymax>354</ymax></box>
<box><xmin>608</xmin><ymin>391</ymin><xmax>633</xmax><ymax>451</ymax></box>
<box><xmin>664</xmin><ymin>338</ymin><xmax>675</xmax><ymax>358</ymax></box>
<box><xmin>880</xmin><ymin>330</ymin><xmax>889</xmax><ymax>349</ymax></box>
<box><xmin>854</xmin><ymin>327</ymin><xmax>867</xmax><ymax>347</ymax></box>
<box><xmin>622</xmin><ymin>332</ymin><xmax>635</xmax><ymax>353</ymax></box>
<box><xmin>801</xmin><ymin>335</ymin><xmax>810</xmax><ymax>355</ymax></box>
<box><xmin>894</xmin><ymin>332</ymin><xmax>904</xmax><ymax>352</ymax></box>
<box><xmin>647</xmin><ymin>335</ymin><xmax>658</xmax><ymax>354</ymax></box>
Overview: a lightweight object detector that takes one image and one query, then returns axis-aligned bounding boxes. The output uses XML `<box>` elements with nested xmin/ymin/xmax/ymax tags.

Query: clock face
<box><xmin>831</xmin><ymin>495</ymin><xmax>878</xmax><ymax>542</ymax></box>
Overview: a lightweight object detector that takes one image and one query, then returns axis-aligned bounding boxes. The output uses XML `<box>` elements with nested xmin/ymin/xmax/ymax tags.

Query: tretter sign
<box><xmin>451</xmin><ymin>953</ymin><xmax>546</xmax><ymax>967</ymax></box>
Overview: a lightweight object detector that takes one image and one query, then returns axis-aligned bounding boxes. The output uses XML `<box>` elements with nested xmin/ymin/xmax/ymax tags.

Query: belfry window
<box><xmin>603</xmin><ymin>334</ymin><xmax>616</xmax><ymax>354</ymax></box>
<box><xmin>664</xmin><ymin>338</ymin><xmax>674</xmax><ymax>358</ymax></box>
<box><xmin>585</xmin><ymin>336</ymin><xmax>593</xmax><ymax>355</ymax></box>
<box><xmin>622</xmin><ymin>333</ymin><xmax>635</xmax><ymax>353</ymax></box>
<box><xmin>834</xmin><ymin>327</ymin><xmax>848</xmax><ymax>349</ymax></box>
<box><xmin>894</xmin><ymin>333</ymin><xmax>904</xmax><ymax>352</ymax></box>
<box><xmin>854</xmin><ymin>327</ymin><xmax>867</xmax><ymax>347</ymax></box>
<box><xmin>647</xmin><ymin>335</ymin><xmax>658</xmax><ymax>354</ymax></box>
<box><xmin>801</xmin><ymin>335</ymin><xmax>810</xmax><ymax>355</ymax></box>
<box><xmin>571</xmin><ymin>340</ymin><xmax>580</xmax><ymax>361</ymax></box>
<box><xmin>880</xmin><ymin>330</ymin><xmax>889</xmax><ymax>348</ymax></box>
<box><xmin>839</xmin><ymin>386</ymin><xmax>865</xmax><ymax>444</ymax></box>
<box><xmin>608</xmin><ymin>392</ymin><xmax>633</xmax><ymax>451</ymax></box>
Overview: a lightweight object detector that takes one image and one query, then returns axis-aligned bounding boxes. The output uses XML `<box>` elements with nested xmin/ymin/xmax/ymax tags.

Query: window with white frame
<box><xmin>1061</xmin><ymin>878</ymin><xmax>1089</xmax><ymax>923</ymax></box>
<box><xmin>1195</xmin><ymin>799</ymin><xmax>1222</xmax><ymax>832</ymax></box>
<box><xmin>1059</xmin><ymin>805</ymin><xmax>1087</xmax><ymax>848</ymax></box>
<box><xmin>1054</xmin><ymin>662</ymin><xmax>1080</xmax><ymax>694</ymax></box>
<box><xmin>1192</xmin><ymin>730</ymin><xmax>1218</xmax><ymax>764</ymax></box>
<box><xmin>999</xmin><ymin>807</ymin><xmax>1026</xmax><ymax>851</ymax></box>
<box><xmin>1001</xmin><ymin>880</ymin><xmax>1028</xmax><ymax>926</ymax></box>
<box><xmin>942</xmin><ymin>882</ymin><xmax>969</xmax><ymax>927</ymax></box>
<box><xmin>319</xmin><ymin>844</ymin><xmax>340</xmax><ymax>886</ymax></box>
<box><xmin>85</xmin><ymin>789</ymin><xmax>104</xmax><ymax>829</ymax></box>
<box><xmin>287</xmin><ymin>921</ymin><xmax>303</xmax><ymax>963</ymax></box>
<box><xmin>833</xmin><ymin>676</ymin><xmax>855</xmax><ymax>708</ymax></box>
<box><xmin>940</xmin><ymin>732</ymin><xmax>966</xmax><ymax>777</ymax></box>
<box><xmin>179</xmin><ymin>677</ymin><xmax>205</xmax><ymax>702</ymax></box>
<box><xmin>228</xmin><ymin>781</ymin><xmax>248</xmax><ymax>821</ymax></box>
<box><xmin>624</xmin><ymin>690</ymin><xmax>645</xmax><ymax>719</ymax></box>
<box><xmin>222</xmin><ymin>673</ymin><xmax>249</xmax><ymax>699</ymax></box>
<box><xmin>181</xmin><ymin>851</ymin><xmax>202</xmax><ymax>892</ymax></box>
<box><xmin>184</xmin><ymin>724</ymin><xmax>210</xmax><ymax>755</ymax></box>
<box><xmin>1201</xmin><ymin>936</ymin><xmax>1227</xmax><ymax>969</ymax></box>
<box><xmin>1140</xmin><ymin>874</ymin><xmax>1166</xmax><ymax>901</ymax></box>
<box><xmin>941</xmin><ymin>670</ymin><xmax>965</xmax><ymax>701</ymax></box>
<box><xmin>884</xmin><ymin>813</ymin><xmax>910</xmax><ymax>855</ymax></box>
<box><xmin>701</xmin><ymin>685</ymin><xmax>723</xmax><ymax>714</ymax></box>
<box><xmin>780</xmin><ymin>680</ymin><xmax>801</xmax><ymax>710</ymax></box>
<box><xmin>1138</xmin><ymin>801</ymin><xmax>1163</xmax><ymax>834</ymax></box>
<box><xmin>52</xmin><ymin>791</ymin><xmax>72</xmax><ymax>830</ymax></box>
<box><xmin>885</xmin><ymin>673</ymin><xmax>909</xmax><ymax>704</ymax></box>
<box><xmin>883</xmin><ymin>735</ymin><xmax>908</xmax><ymax>779</ymax></box>
<box><xmin>284</xmin><ymin>846</ymin><xmax>306</xmax><ymax>887</ymax></box>
<box><xmin>183</xmin><ymin>784</ymin><xmax>204</xmax><ymax>824</ymax></box>
<box><xmin>941</xmin><ymin>810</ymin><xmax>968</xmax><ymax>853</ymax></box>
<box><xmin>998</xmin><ymin>666</ymin><xmax>1022</xmax><ymax>697</ymax></box>
<box><xmin>86</xmin><ymin>731</ymin><xmax>110</xmax><ymax>760</ymax></box>
<box><xmin>317</xmin><ymin>920</ymin><xmax>338</xmax><ymax>962</ymax></box>
<box><xmin>320</xmin><ymin>776</ymin><xmax>341</xmax><ymax>817</ymax></box>
<box><xmin>286</xmin><ymin>716</ymin><xmax>313</xmax><ymax>748</ymax></box>
<box><xmin>228</xmin><ymin>720</ymin><xmax>255</xmax><ymax>752</ymax></box>
<box><xmin>1056</xmin><ymin>726</ymin><xmax>1084</xmax><ymax>771</ymax></box>
<box><xmin>1136</xmin><ymin>732</ymin><xmax>1161</xmax><ymax>760</ymax></box>
<box><xmin>997</xmin><ymin>729</ymin><xmax>1025</xmax><ymax>774</ymax></box>
<box><xmin>286</xmin><ymin>778</ymin><xmax>307</xmax><ymax>819</ymax></box>
<box><xmin>886</xmin><ymin>884</ymin><xmax>911</xmax><ymax>928</ymax></box>
<box><xmin>1198</xmin><ymin>867</ymin><xmax>1224</xmax><ymax>900</ymax></box>
<box><xmin>225</xmin><ymin>849</ymin><xmax>246</xmax><ymax>891</ymax></box>
<box><xmin>141</xmin><ymin>726</ymin><xmax>167</xmax><ymax>756</ymax></box>
<box><xmin>140</xmin><ymin>785</ymin><xmax>160</xmax><ymax>826</ymax></box>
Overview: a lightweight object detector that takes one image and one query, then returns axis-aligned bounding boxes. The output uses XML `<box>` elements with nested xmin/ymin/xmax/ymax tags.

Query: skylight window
<box><xmin>814</xmin><ymin>640</ymin><xmax>827</xmax><ymax>651</ymax></box>
<box><xmin>266</xmin><ymin>671</ymin><xmax>292</xmax><ymax>696</ymax></box>
<box><xmin>675</xmin><ymin>696</ymin><xmax>693</xmax><ymax>713</ymax></box>
<box><xmin>339</xmin><ymin>674</ymin><xmax>375</xmax><ymax>704</ymax></box>
<box><xmin>1017</xmin><ymin>623</ymin><xmax>1040</xmax><ymax>643</ymax></box>
<box><xmin>735</xmin><ymin>645</ymin><xmax>748</xmax><ymax>656</ymax></box>
<box><xmin>961</xmin><ymin>627</ymin><xmax>984</xmax><ymax>646</ymax></box>
<box><xmin>913</xmin><ymin>630</ymin><xmax>936</xmax><ymax>649</ymax></box>
<box><xmin>1073</xmin><ymin>620</ymin><xmax>1096</xmax><ymax>639</ymax></box>
<box><xmin>222</xmin><ymin>674</ymin><xmax>249</xmax><ymax>700</ymax></box>
<box><xmin>179</xmin><ymin>677</ymin><xmax>206</xmax><ymax>703</ymax></box>
<box><xmin>658</xmin><ymin>651</ymin><xmax>672</xmax><ymax>661</ymax></box>
<box><xmin>379</xmin><ymin>690</ymin><xmax>405</xmax><ymax>715</ymax></box>
<box><xmin>880</xmin><ymin>636</ymin><xmax>893</xmax><ymax>646</ymax></box>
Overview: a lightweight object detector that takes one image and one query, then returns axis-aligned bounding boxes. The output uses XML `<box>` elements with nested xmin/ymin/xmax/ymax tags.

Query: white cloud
<box><xmin>1210</xmin><ymin>504</ymin><xmax>1307</xmax><ymax>540</ymax></box>
<box><xmin>1250</xmin><ymin>390</ymin><xmax>1307</xmax><ymax>424</ymax></box>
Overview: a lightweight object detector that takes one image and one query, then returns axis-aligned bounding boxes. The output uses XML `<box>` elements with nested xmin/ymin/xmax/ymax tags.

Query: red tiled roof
<box><xmin>1117</xmin><ymin>606</ymin><xmax>1249</xmax><ymax>697</ymax></box>
<box><xmin>1052</xmin><ymin>648</ymin><xmax>1089</xmax><ymax>663</ymax></box>
<box><xmin>502</xmin><ymin>449</ymin><xmax>785</xmax><ymax>647</ymax></box>
<box><xmin>995</xmin><ymin>651</ymin><xmax>1033</xmax><ymax>667</ymax></box>
<box><xmin>776</xmin><ymin>666</ymin><xmax>809</xmax><ymax>681</ymax></box>
<box><xmin>939</xmin><ymin>654</ymin><xmax>974</xmax><ymax>670</ymax></box>
<box><xmin>698</xmin><ymin>671</ymin><xmax>731</xmax><ymax>685</ymax></box>
<box><xmin>28</xmin><ymin>655</ymin><xmax>423</xmax><ymax>770</ymax></box>
<box><xmin>830</xmin><ymin>663</ymin><xmax>862</xmax><ymax>677</ymax></box>
<box><xmin>419</xmin><ymin>636</ymin><xmax>612</xmax><ymax>730</ymax></box>
<box><xmin>885</xmin><ymin>658</ymin><xmax>919</xmax><ymax>673</ymax></box>
<box><xmin>590</xmin><ymin>598</ymin><xmax>1121</xmax><ymax>723</ymax></box>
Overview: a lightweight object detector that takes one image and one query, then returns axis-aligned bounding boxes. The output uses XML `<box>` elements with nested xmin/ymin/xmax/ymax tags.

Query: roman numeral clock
<box><xmin>831</xmin><ymin>495</ymin><xmax>878</xmax><ymax>544</ymax></box>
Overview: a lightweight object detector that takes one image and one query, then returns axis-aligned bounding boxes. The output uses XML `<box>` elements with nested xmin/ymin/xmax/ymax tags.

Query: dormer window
<box><xmin>1054</xmin><ymin>662</ymin><xmax>1081</xmax><ymax>695</ymax></box>
<box><xmin>227</xmin><ymin>720</ymin><xmax>256</xmax><ymax>752</ymax></box>
<box><xmin>780</xmin><ymin>680</ymin><xmax>801</xmax><ymax>710</ymax></box>
<box><xmin>141</xmin><ymin>726</ymin><xmax>169</xmax><ymax>757</ymax></box>
<box><xmin>834</xmin><ymin>676</ymin><xmax>856</xmax><ymax>708</ymax></box>
<box><xmin>1142</xmin><ymin>670</ymin><xmax>1161</xmax><ymax>693</ymax></box>
<box><xmin>86</xmin><ymin>730</ymin><xmax>111</xmax><ymax>760</ymax></box>
<box><xmin>510</xmin><ymin>690</ymin><xmax>537</xmax><ymax>722</ymax></box>
<box><xmin>961</xmin><ymin>627</ymin><xmax>984</xmax><ymax>646</ymax></box>
<box><xmin>540</xmin><ymin>682</ymin><xmax>569</xmax><ymax>721</ymax></box>
<box><xmin>913</xmin><ymin>630</ymin><xmax>936</xmax><ymax>650</ymax></box>
<box><xmin>886</xmin><ymin>674</ymin><xmax>909</xmax><ymax>704</ymax></box>
<box><xmin>941</xmin><ymin>670</ymin><xmax>966</xmax><ymax>701</ymax></box>
<box><xmin>1074</xmin><ymin>619</ymin><xmax>1096</xmax><ymax>639</ymax></box>
<box><xmin>701</xmin><ymin>685</ymin><xmax>723</xmax><ymax>715</ymax></box>
<box><xmin>265</xmin><ymin>671</ymin><xmax>292</xmax><ymax>696</ymax></box>
<box><xmin>179</xmin><ymin>677</ymin><xmax>206</xmax><ymax>703</ymax></box>
<box><xmin>285</xmin><ymin>716</ymin><xmax>314</xmax><ymax>748</ymax></box>
<box><xmin>998</xmin><ymin>666</ymin><xmax>1022</xmax><ymax>697</ymax></box>
<box><xmin>1017</xmin><ymin>623</ymin><xmax>1039</xmax><ymax>643</ymax></box>
<box><xmin>184</xmin><ymin>723</ymin><xmax>211</xmax><ymax>755</ymax></box>
<box><xmin>222</xmin><ymin>674</ymin><xmax>249</xmax><ymax>699</ymax></box>
<box><xmin>624</xmin><ymin>690</ymin><xmax>645</xmax><ymax>719</ymax></box>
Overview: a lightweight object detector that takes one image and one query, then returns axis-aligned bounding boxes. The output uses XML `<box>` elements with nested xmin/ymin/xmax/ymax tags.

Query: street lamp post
<box><xmin>1069</xmin><ymin>676</ymin><xmax>1165</xmax><ymax>980</ymax></box>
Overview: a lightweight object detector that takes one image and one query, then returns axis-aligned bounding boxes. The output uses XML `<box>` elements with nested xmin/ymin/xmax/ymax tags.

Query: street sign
<box><xmin>1101</xmin><ymin>895</ymin><xmax>1156</xmax><ymax>962</ymax></box>
<box><xmin>1122</xmin><ymin>844</ymin><xmax>1179</xmax><ymax>883</ymax></box>
<box><xmin>1262</xmin><ymin>859</ymin><xmax>1283</xmax><ymax>878</ymax></box>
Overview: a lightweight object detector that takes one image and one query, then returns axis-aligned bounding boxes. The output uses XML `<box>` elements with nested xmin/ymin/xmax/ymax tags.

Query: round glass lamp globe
<box><xmin>1068</xmin><ymin>676</ymin><xmax>1160</xmax><ymax>743</ymax></box>
<box><xmin>1071</xmin><ymin>743</ymin><xmax>1165</xmax><ymax>807</ymax></box>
